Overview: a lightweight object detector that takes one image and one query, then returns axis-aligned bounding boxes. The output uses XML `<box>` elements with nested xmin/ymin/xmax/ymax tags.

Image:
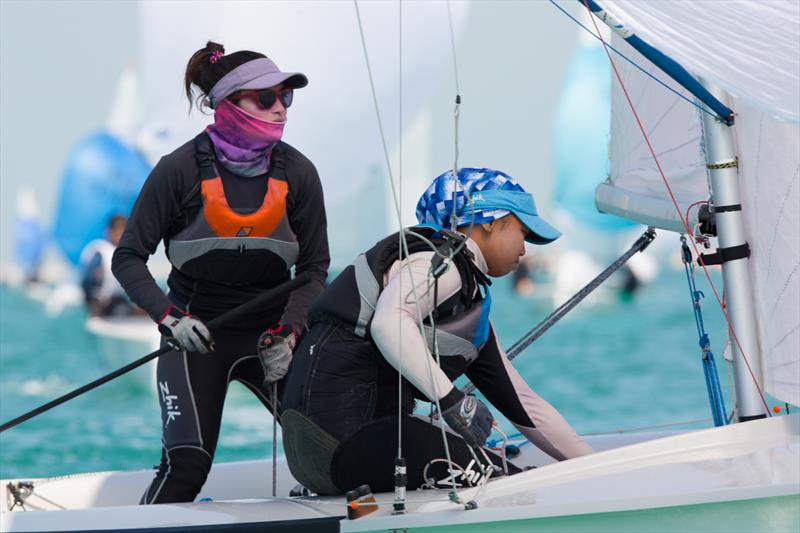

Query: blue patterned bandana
<box><xmin>416</xmin><ymin>168</ymin><xmax>561</xmax><ymax>245</ymax></box>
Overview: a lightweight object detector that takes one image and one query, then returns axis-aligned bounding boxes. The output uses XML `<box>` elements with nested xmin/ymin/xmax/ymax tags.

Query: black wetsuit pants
<box><xmin>140</xmin><ymin>328</ymin><xmax>277</xmax><ymax>504</ymax></box>
<box><xmin>281</xmin><ymin>323</ymin><xmax>518</xmax><ymax>496</ymax></box>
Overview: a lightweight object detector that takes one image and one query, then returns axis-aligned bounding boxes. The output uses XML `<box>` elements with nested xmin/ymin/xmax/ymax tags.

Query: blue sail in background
<box><xmin>553</xmin><ymin>41</ymin><xmax>634</xmax><ymax>231</ymax></box>
<box><xmin>14</xmin><ymin>219</ymin><xmax>45</xmax><ymax>279</ymax></box>
<box><xmin>51</xmin><ymin>131</ymin><xmax>151</xmax><ymax>266</ymax></box>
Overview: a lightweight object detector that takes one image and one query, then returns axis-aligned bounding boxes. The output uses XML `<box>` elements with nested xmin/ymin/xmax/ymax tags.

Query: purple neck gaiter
<box><xmin>205</xmin><ymin>100</ymin><xmax>285</xmax><ymax>177</ymax></box>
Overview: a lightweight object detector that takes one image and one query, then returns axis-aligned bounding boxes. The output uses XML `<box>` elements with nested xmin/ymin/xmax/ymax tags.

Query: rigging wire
<box><xmin>397</xmin><ymin>0</ymin><xmax>405</xmax><ymax>504</ymax></box>
<box><xmin>446</xmin><ymin>0</ymin><xmax>461</xmax><ymax>97</ymax></box>
<box><xmin>577</xmin><ymin>0</ymin><xmax>770</xmax><ymax>415</ymax></box>
<box><xmin>446</xmin><ymin>0</ymin><xmax>462</xmax><ymax>232</ymax></box>
<box><xmin>681</xmin><ymin>235</ymin><xmax>728</xmax><ymax>426</ymax></box>
<box><xmin>394</xmin><ymin>4</ymin><xmax>412</xmax><ymax>511</ymax></box>
<box><xmin>352</xmin><ymin>0</ymin><xmax>464</xmax><ymax>503</ymax></box>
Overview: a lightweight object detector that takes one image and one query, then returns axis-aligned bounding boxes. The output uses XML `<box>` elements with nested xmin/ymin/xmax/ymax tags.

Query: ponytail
<box><xmin>184</xmin><ymin>41</ymin><xmax>225</xmax><ymax>112</ymax></box>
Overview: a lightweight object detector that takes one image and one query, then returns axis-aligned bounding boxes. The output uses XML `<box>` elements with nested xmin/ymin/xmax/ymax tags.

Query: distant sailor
<box><xmin>112</xmin><ymin>42</ymin><xmax>329</xmax><ymax>504</ymax></box>
<box><xmin>281</xmin><ymin>168</ymin><xmax>592</xmax><ymax>495</ymax></box>
<box><xmin>80</xmin><ymin>215</ymin><xmax>139</xmax><ymax>317</ymax></box>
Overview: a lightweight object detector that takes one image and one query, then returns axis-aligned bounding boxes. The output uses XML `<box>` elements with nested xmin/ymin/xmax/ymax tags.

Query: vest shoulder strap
<box><xmin>194</xmin><ymin>132</ymin><xmax>217</xmax><ymax>181</ymax></box>
<box><xmin>269</xmin><ymin>142</ymin><xmax>288</xmax><ymax>183</ymax></box>
<box><xmin>376</xmin><ymin>226</ymin><xmax>491</xmax><ymax>310</ymax></box>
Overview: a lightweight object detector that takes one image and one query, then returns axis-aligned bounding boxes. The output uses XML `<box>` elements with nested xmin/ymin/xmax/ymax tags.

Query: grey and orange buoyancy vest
<box><xmin>165</xmin><ymin>133</ymin><xmax>299</xmax><ymax>286</ymax></box>
<box><xmin>311</xmin><ymin>226</ymin><xmax>493</xmax><ymax>366</ymax></box>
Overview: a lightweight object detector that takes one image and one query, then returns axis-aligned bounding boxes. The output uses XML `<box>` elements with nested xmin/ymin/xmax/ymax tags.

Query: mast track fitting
<box><xmin>707</xmin><ymin>158</ymin><xmax>738</xmax><ymax>170</ymax></box>
<box><xmin>697</xmin><ymin>204</ymin><xmax>717</xmax><ymax>237</ymax></box>
<box><xmin>697</xmin><ymin>203</ymin><xmax>743</xmax><ymax>238</ymax></box>
<box><xmin>699</xmin><ymin>243</ymin><xmax>751</xmax><ymax>267</ymax></box>
<box><xmin>712</xmin><ymin>204</ymin><xmax>742</xmax><ymax>213</ymax></box>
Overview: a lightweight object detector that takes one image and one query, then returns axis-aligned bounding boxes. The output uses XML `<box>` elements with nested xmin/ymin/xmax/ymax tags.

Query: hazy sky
<box><xmin>1</xmin><ymin>0</ymin><xmax>138</xmax><ymax>264</ymax></box>
<box><xmin>0</xmin><ymin>0</ymin><xmax>578</xmax><ymax>268</ymax></box>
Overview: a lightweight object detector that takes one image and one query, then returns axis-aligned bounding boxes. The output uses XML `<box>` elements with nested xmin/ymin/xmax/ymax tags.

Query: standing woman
<box><xmin>112</xmin><ymin>42</ymin><xmax>329</xmax><ymax>504</ymax></box>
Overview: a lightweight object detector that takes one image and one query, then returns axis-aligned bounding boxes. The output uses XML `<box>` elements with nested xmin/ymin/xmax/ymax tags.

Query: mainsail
<box><xmin>591</xmin><ymin>0</ymin><xmax>800</xmax><ymax>405</ymax></box>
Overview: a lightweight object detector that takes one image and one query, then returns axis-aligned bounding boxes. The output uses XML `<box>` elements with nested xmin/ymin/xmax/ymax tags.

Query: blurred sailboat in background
<box><xmin>548</xmin><ymin>10</ymin><xmax>657</xmax><ymax>306</ymax></box>
<box><xmin>11</xmin><ymin>187</ymin><xmax>46</xmax><ymax>286</ymax></box>
<box><xmin>3</xmin><ymin>64</ymin><xmax>160</xmax><ymax>368</ymax></box>
<box><xmin>51</xmin><ymin>66</ymin><xmax>151</xmax><ymax>270</ymax></box>
<box><xmin>4</xmin><ymin>65</ymin><xmax>152</xmax><ymax>317</ymax></box>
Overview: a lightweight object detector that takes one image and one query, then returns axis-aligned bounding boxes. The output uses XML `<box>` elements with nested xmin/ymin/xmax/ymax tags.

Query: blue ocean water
<box><xmin>0</xmin><ymin>266</ymin><xmax>760</xmax><ymax>481</ymax></box>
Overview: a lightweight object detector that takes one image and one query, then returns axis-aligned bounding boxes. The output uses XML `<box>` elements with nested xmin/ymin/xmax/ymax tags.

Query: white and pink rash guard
<box><xmin>369</xmin><ymin>237</ymin><xmax>593</xmax><ymax>461</ymax></box>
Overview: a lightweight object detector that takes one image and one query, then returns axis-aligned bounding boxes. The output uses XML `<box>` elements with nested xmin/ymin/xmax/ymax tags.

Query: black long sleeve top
<box><xmin>111</xmin><ymin>138</ymin><xmax>329</xmax><ymax>332</ymax></box>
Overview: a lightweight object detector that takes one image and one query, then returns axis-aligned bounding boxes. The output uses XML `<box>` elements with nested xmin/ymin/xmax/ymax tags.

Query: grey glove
<box><xmin>442</xmin><ymin>393</ymin><xmax>494</xmax><ymax>447</ymax></box>
<box><xmin>257</xmin><ymin>324</ymin><xmax>297</xmax><ymax>385</ymax></box>
<box><xmin>158</xmin><ymin>306</ymin><xmax>214</xmax><ymax>354</ymax></box>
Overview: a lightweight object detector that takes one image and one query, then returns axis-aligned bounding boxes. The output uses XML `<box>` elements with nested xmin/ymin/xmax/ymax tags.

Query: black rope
<box><xmin>462</xmin><ymin>229</ymin><xmax>656</xmax><ymax>394</ymax></box>
<box><xmin>0</xmin><ymin>274</ymin><xmax>310</xmax><ymax>433</ymax></box>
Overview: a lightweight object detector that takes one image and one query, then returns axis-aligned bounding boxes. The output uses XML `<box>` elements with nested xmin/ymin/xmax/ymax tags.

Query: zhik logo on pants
<box><xmin>159</xmin><ymin>381</ymin><xmax>181</xmax><ymax>427</ymax></box>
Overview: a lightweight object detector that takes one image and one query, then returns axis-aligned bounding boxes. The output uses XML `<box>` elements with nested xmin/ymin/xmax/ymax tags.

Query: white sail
<box><xmin>597</xmin><ymin>32</ymin><xmax>707</xmax><ymax>233</ymax></box>
<box><xmin>594</xmin><ymin>1</ymin><xmax>800</xmax><ymax>405</ymax></box>
<box><xmin>598</xmin><ymin>1</ymin><xmax>799</xmax><ymax>124</ymax></box>
<box><xmin>734</xmin><ymin>101</ymin><xmax>800</xmax><ymax>406</ymax></box>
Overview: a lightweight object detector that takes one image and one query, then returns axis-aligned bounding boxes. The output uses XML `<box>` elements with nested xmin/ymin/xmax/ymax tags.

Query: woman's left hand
<box><xmin>257</xmin><ymin>324</ymin><xmax>297</xmax><ymax>385</ymax></box>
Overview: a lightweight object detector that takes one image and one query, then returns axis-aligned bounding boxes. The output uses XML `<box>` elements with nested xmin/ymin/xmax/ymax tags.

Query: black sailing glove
<box><xmin>442</xmin><ymin>393</ymin><xmax>494</xmax><ymax>447</ymax></box>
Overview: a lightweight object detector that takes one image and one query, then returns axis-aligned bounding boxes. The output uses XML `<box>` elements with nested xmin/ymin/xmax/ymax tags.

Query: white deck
<box><xmin>2</xmin><ymin>414</ymin><xmax>798</xmax><ymax>532</ymax></box>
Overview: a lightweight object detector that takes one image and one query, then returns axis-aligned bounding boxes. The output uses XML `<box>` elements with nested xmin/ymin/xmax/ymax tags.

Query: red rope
<box><xmin>581</xmin><ymin>0</ymin><xmax>769</xmax><ymax>416</ymax></box>
<box><xmin>685</xmin><ymin>200</ymin><xmax>708</xmax><ymax>232</ymax></box>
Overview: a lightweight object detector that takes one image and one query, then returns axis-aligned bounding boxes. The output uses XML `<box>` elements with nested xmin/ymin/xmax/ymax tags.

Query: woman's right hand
<box><xmin>158</xmin><ymin>306</ymin><xmax>214</xmax><ymax>353</ymax></box>
<box><xmin>442</xmin><ymin>394</ymin><xmax>494</xmax><ymax>448</ymax></box>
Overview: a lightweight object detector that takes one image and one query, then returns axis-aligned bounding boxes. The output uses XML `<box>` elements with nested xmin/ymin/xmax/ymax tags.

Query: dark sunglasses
<box><xmin>234</xmin><ymin>88</ymin><xmax>294</xmax><ymax>110</ymax></box>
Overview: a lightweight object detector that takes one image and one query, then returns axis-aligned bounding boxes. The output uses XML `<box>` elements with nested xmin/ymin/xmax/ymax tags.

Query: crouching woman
<box><xmin>281</xmin><ymin>168</ymin><xmax>592</xmax><ymax>495</ymax></box>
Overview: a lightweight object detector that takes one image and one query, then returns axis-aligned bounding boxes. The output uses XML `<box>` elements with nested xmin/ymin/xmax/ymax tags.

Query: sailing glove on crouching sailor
<box><xmin>158</xmin><ymin>306</ymin><xmax>214</xmax><ymax>353</ymax></box>
<box><xmin>258</xmin><ymin>324</ymin><xmax>297</xmax><ymax>385</ymax></box>
<box><xmin>442</xmin><ymin>392</ymin><xmax>495</xmax><ymax>448</ymax></box>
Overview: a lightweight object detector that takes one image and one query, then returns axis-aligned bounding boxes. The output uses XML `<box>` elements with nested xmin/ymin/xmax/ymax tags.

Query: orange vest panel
<box><xmin>201</xmin><ymin>176</ymin><xmax>288</xmax><ymax>238</ymax></box>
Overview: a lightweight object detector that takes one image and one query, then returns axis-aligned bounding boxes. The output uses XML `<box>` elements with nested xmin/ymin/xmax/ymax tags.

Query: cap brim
<box><xmin>517</xmin><ymin>213</ymin><xmax>561</xmax><ymax>244</ymax></box>
<box><xmin>239</xmin><ymin>72</ymin><xmax>308</xmax><ymax>91</ymax></box>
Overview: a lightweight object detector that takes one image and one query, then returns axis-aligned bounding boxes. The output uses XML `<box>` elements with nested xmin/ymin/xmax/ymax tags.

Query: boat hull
<box><xmin>3</xmin><ymin>415</ymin><xmax>798</xmax><ymax>532</ymax></box>
<box><xmin>388</xmin><ymin>495</ymin><xmax>799</xmax><ymax>533</ymax></box>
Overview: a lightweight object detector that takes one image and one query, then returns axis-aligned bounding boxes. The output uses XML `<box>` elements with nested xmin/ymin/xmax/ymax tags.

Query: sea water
<box><xmin>0</xmin><ymin>267</ymin><xmax>771</xmax><ymax>481</ymax></box>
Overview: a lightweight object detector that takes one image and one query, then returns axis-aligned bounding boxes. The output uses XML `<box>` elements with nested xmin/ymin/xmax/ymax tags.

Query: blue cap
<box><xmin>416</xmin><ymin>168</ymin><xmax>561</xmax><ymax>245</ymax></box>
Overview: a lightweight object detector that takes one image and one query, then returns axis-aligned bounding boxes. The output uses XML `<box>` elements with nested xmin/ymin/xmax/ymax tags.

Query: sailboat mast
<box><xmin>697</xmin><ymin>78</ymin><xmax>766</xmax><ymax>422</ymax></box>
